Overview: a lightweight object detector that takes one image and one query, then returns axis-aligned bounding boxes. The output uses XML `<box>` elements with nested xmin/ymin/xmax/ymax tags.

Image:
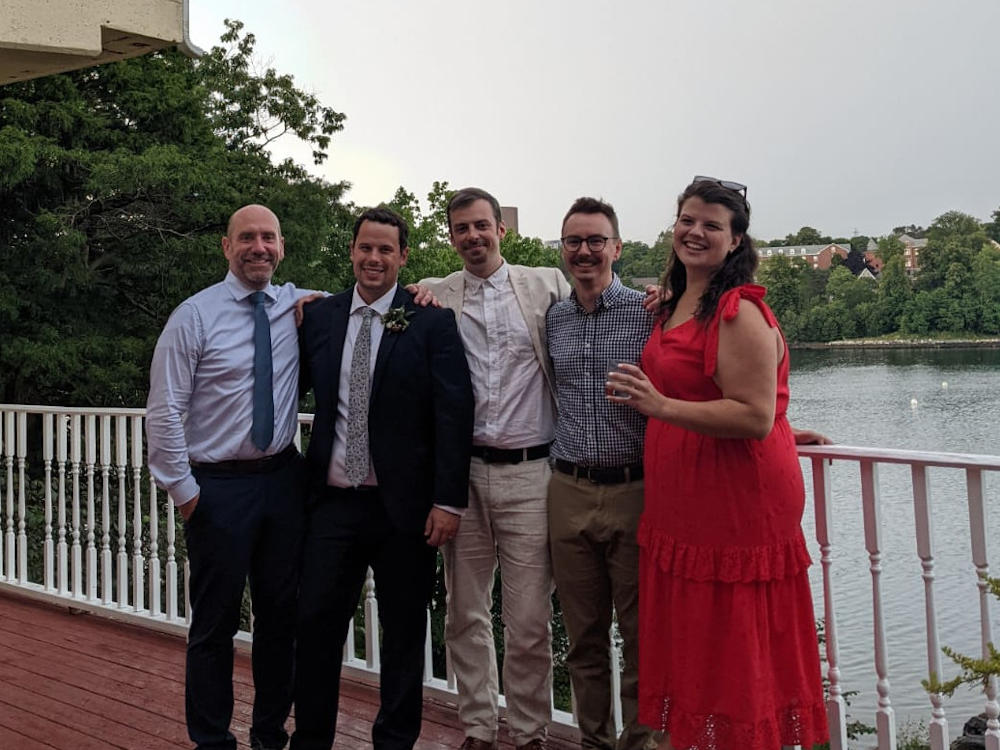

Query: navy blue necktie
<box><xmin>250</xmin><ymin>291</ymin><xmax>274</xmax><ymax>451</ymax></box>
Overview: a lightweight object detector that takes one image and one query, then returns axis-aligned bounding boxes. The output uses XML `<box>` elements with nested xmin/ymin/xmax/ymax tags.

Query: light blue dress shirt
<box><xmin>146</xmin><ymin>271</ymin><xmax>315</xmax><ymax>506</ymax></box>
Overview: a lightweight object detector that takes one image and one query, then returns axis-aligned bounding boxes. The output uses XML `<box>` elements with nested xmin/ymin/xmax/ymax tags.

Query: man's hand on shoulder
<box><xmin>294</xmin><ymin>293</ymin><xmax>325</xmax><ymax>327</ymax></box>
<box><xmin>424</xmin><ymin>507</ymin><xmax>460</xmax><ymax>547</ymax></box>
<box><xmin>405</xmin><ymin>283</ymin><xmax>441</xmax><ymax>308</ymax></box>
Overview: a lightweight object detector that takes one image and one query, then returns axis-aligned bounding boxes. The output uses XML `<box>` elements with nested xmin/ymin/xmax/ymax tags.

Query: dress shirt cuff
<box><xmin>433</xmin><ymin>503</ymin><xmax>466</xmax><ymax>517</ymax></box>
<box><xmin>168</xmin><ymin>476</ymin><xmax>201</xmax><ymax>508</ymax></box>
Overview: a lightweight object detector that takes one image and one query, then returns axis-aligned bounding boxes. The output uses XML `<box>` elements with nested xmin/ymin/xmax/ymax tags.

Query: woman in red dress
<box><xmin>607</xmin><ymin>177</ymin><xmax>828</xmax><ymax>750</ymax></box>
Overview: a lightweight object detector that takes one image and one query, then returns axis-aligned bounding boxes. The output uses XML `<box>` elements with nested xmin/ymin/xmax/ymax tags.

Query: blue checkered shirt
<box><xmin>546</xmin><ymin>276</ymin><xmax>652</xmax><ymax>466</ymax></box>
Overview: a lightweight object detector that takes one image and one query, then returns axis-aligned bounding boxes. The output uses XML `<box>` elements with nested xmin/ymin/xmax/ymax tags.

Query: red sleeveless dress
<box><xmin>638</xmin><ymin>284</ymin><xmax>827</xmax><ymax>750</ymax></box>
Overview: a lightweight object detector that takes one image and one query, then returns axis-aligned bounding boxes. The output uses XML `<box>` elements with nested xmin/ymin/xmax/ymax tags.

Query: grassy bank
<box><xmin>791</xmin><ymin>333</ymin><xmax>1000</xmax><ymax>349</ymax></box>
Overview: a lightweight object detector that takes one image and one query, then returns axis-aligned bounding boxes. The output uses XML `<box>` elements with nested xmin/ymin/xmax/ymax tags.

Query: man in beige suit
<box><xmin>420</xmin><ymin>187</ymin><xmax>570</xmax><ymax>750</ymax></box>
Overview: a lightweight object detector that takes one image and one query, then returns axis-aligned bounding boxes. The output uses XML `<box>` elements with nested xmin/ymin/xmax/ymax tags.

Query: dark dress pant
<box><xmin>291</xmin><ymin>486</ymin><xmax>437</xmax><ymax>750</ymax></box>
<box><xmin>185</xmin><ymin>450</ymin><xmax>306</xmax><ymax>750</ymax></box>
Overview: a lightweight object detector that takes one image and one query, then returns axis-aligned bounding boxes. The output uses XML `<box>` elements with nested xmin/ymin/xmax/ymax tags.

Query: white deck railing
<box><xmin>1</xmin><ymin>404</ymin><xmax>998</xmax><ymax>750</ymax></box>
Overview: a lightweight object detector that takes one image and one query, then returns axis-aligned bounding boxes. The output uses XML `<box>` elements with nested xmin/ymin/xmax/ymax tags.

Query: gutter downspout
<box><xmin>178</xmin><ymin>0</ymin><xmax>204</xmax><ymax>58</ymax></box>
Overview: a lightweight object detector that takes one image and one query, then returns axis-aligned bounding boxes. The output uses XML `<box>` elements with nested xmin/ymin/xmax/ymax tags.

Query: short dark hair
<box><xmin>447</xmin><ymin>187</ymin><xmax>502</xmax><ymax>230</ymax></box>
<box><xmin>661</xmin><ymin>179</ymin><xmax>757</xmax><ymax>321</ymax></box>
<box><xmin>561</xmin><ymin>196</ymin><xmax>620</xmax><ymax>238</ymax></box>
<box><xmin>352</xmin><ymin>206</ymin><xmax>409</xmax><ymax>250</ymax></box>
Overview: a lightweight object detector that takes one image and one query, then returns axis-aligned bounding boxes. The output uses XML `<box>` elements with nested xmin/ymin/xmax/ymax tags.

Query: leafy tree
<box><xmin>875</xmin><ymin>235</ymin><xmax>905</xmax><ymax>264</ymax></box>
<box><xmin>756</xmin><ymin>255</ymin><xmax>807</xmax><ymax>322</ymax></box>
<box><xmin>849</xmin><ymin>235</ymin><xmax>871</xmax><ymax>254</ymax></box>
<box><xmin>0</xmin><ymin>21</ymin><xmax>351</xmax><ymax>406</ymax></box>
<box><xmin>500</xmin><ymin>230</ymin><xmax>562</xmax><ymax>269</ymax></box>
<box><xmin>971</xmin><ymin>244</ymin><xmax>1000</xmax><ymax>333</ymax></box>
<box><xmin>826</xmin><ymin>266</ymin><xmax>876</xmax><ymax>310</ymax></box>
<box><xmin>873</xmin><ymin>256</ymin><xmax>912</xmax><ymax>334</ymax></box>
<box><xmin>985</xmin><ymin>206</ymin><xmax>1000</xmax><ymax>244</ymax></box>
<box><xmin>917</xmin><ymin>211</ymin><xmax>988</xmax><ymax>292</ymax></box>
<box><xmin>783</xmin><ymin>226</ymin><xmax>832</xmax><ymax>246</ymax></box>
<box><xmin>892</xmin><ymin>224</ymin><xmax>927</xmax><ymax>238</ymax></box>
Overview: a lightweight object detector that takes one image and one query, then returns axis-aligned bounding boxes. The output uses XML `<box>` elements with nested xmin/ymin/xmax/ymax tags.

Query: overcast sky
<box><xmin>188</xmin><ymin>1</ymin><xmax>1000</xmax><ymax>245</ymax></box>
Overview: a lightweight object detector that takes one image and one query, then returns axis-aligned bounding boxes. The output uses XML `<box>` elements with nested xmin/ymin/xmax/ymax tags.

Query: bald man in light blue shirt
<box><xmin>147</xmin><ymin>204</ymin><xmax>314</xmax><ymax>750</ymax></box>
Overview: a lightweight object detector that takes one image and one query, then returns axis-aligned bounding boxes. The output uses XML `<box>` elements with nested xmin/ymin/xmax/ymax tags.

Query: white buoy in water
<box><xmin>942</xmin><ymin>381</ymin><xmax>948</xmax><ymax>389</ymax></box>
<box><xmin>910</xmin><ymin>398</ymin><xmax>919</xmax><ymax>408</ymax></box>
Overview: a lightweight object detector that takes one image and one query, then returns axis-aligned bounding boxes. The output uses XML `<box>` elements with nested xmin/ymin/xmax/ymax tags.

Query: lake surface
<box><xmin>787</xmin><ymin>348</ymin><xmax>1000</xmax><ymax>741</ymax></box>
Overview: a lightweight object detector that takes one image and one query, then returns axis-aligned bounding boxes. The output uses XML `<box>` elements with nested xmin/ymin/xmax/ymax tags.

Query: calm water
<box><xmin>787</xmin><ymin>348</ymin><xmax>1000</xmax><ymax>740</ymax></box>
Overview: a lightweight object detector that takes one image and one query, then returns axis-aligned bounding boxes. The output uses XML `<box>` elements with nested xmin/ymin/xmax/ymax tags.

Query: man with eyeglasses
<box><xmin>419</xmin><ymin>187</ymin><xmax>571</xmax><ymax>750</ymax></box>
<box><xmin>545</xmin><ymin>197</ymin><xmax>654</xmax><ymax>750</ymax></box>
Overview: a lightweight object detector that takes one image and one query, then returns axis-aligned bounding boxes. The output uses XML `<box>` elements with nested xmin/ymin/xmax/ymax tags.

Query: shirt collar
<box><xmin>225</xmin><ymin>270</ymin><xmax>277</xmax><ymax>302</ymax></box>
<box><xmin>570</xmin><ymin>274</ymin><xmax>626</xmax><ymax>313</ymax></box>
<box><xmin>350</xmin><ymin>284</ymin><xmax>398</xmax><ymax>316</ymax></box>
<box><xmin>463</xmin><ymin>260</ymin><xmax>509</xmax><ymax>292</ymax></box>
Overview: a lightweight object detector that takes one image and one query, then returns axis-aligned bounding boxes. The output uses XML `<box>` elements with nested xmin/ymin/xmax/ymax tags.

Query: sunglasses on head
<box><xmin>692</xmin><ymin>175</ymin><xmax>748</xmax><ymax>200</ymax></box>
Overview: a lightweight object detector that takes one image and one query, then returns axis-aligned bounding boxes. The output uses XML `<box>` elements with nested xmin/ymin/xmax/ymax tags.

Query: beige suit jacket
<box><xmin>420</xmin><ymin>263</ymin><xmax>572</xmax><ymax>399</ymax></box>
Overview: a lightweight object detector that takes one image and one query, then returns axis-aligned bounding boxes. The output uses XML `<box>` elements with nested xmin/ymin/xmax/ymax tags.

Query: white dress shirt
<box><xmin>326</xmin><ymin>285</ymin><xmax>395</xmax><ymax>488</ymax></box>
<box><xmin>459</xmin><ymin>262</ymin><xmax>555</xmax><ymax>449</ymax></box>
<box><xmin>146</xmin><ymin>272</ymin><xmax>314</xmax><ymax>506</ymax></box>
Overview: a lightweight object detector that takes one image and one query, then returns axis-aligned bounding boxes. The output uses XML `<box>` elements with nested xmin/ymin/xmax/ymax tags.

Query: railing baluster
<box><xmin>100</xmin><ymin>415</ymin><xmax>112</xmax><ymax>604</ymax></box>
<box><xmin>364</xmin><ymin>567</ymin><xmax>380</xmax><ymax>670</ymax></box>
<box><xmin>610</xmin><ymin>624</ymin><xmax>623</xmax><ymax>735</ymax></box>
<box><xmin>116</xmin><ymin>414</ymin><xmax>128</xmax><ymax>607</ymax></box>
<box><xmin>4</xmin><ymin>410</ymin><xmax>14</xmax><ymax>580</ymax></box>
<box><xmin>15</xmin><ymin>412</ymin><xmax>27</xmax><ymax>584</ymax></box>
<box><xmin>70</xmin><ymin>414</ymin><xmax>82</xmax><ymax>597</ymax></box>
<box><xmin>43</xmin><ymin>413</ymin><xmax>54</xmax><ymax>590</ymax></box>
<box><xmin>811</xmin><ymin>456</ymin><xmax>848</xmax><ymax>750</ymax></box>
<box><xmin>131</xmin><ymin>415</ymin><xmax>144</xmax><ymax>612</ymax></box>
<box><xmin>423</xmin><ymin>610</ymin><xmax>434</xmax><ymax>682</ymax></box>
<box><xmin>57</xmin><ymin>413</ymin><xmax>68</xmax><ymax>595</ymax></box>
<box><xmin>966</xmin><ymin>468</ymin><xmax>1000</xmax><ymax>750</ymax></box>
<box><xmin>860</xmin><ymin>460</ymin><xmax>896</xmax><ymax>749</ymax></box>
<box><xmin>149</xmin><ymin>475</ymin><xmax>161</xmax><ymax>618</ymax></box>
<box><xmin>85</xmin><ymin>414</ymin><xmax>97</xmax><ymax>600</ymax></box>
<box><xmin>911</xmin><ymin>463</ymin><xmax>948</xmax><ymax>750</ymax></box>
<box><xmin>166</xmin><ymin>498</ymin><xmax>178</xmax><ymax>621</ymax></box>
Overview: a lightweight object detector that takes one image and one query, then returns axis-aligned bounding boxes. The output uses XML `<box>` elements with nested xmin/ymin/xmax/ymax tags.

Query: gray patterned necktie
<box><xmin>346</xmin><ymin>307</ymin><xmax>375</xmax><ymax>485</ymax></box>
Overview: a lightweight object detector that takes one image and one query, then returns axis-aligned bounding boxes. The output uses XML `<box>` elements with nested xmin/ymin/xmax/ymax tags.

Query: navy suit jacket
<box><xmin>299</xmin><ymin>286</ymin><xmax>474</xmax><ymax>533</ymax></box>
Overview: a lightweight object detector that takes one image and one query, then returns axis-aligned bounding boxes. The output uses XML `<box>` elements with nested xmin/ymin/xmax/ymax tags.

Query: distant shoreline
<box><xmin>791</xmin><ymin>339</ymin><xmax>1000</xmax><ymax>350</ymax></box>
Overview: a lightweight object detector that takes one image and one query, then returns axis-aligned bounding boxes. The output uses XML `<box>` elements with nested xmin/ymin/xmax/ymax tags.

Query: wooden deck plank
<box><xmin>0</xmin><ymin>591</ymin><xmax>578</xmax><ymax>749</ymax></box>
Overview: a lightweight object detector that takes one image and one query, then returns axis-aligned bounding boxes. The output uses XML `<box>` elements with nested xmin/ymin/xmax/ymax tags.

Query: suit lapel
<box><xmin>371</xmin><ymin>286</ymin><xmax>411</xmax><ymax>400</ymax></box>
<box><xmin>509</xmin><ymin>266</ymin><xmax>547</xmax><ymax>367</ymax></box>
<box><xmin>327</xmin><ymin>293</ymin><xmax>351</xmax><ymax>414</ymax></box>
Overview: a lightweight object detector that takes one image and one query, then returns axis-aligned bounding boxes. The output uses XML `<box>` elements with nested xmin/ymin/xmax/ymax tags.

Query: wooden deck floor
<box><xmin>0</xmin><ymin>591</ymin><xmax>577</xmax><ymax>749</ymax></box>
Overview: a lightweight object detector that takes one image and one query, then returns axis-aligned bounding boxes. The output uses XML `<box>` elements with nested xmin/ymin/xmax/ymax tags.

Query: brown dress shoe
<box><xmin>515</xmin><ymin>740</ymin><xmax>547</xmax><ymax>750</ymax></box>
<box><xmin>459</xmin><ymin>738</ymin><xmax>498</xmax><ymax>750</ymax></box>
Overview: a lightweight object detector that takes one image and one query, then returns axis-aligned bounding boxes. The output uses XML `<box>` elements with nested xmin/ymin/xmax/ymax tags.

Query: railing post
<box><xmin>43</xmin><ymin>413</ymin><xmax>54</xmax><ymax>591</ymax></box>
<box><xmin>811</xmin><ymin>456</ymin><xmax>848</xmax><ymax>750</ymax></box>
<box><xmin>116</xmin><ymin>414</ymin><xmax>128</xmax><ymax>607</ymax></box>
<box><xmin>15</xmin><ymin>412</ymin><xmax>27</xmax><ymax>585</ymax></box>
<box><xmin>860</xmin><ymin>460</ymin><xmax>896</xmax><ymax>749</ymax></box>
<box><xmin>166</xmin><ymin>498</ymin><xmax>178</xmax><ymax>621</ymax></box>
<box><xmin>85</xmin><ymin>414</ymin><xmax>97</xmax><ymax>600</ymax></box>
<box><xmin>911</xmin><ymin>463</ymin><xmax>948</xmax><ymax>750</ymax></box>
<box><xmin>149</xmin><ymin>475</ymin><xmax>161</xmax><ymax>618</ymax></box>
<box><xmin>4</xmin><ymin>410</ymin><xmax>14</xmax><ymax>580</ymax></box>
<box><xmin>70</xmin><ymin>414</ymin><xmax>83</xmax><ymax>597</ymax></box>
<box><xmin>364</xmin><ymin>567</ymin><xmax>380</xmax><ymax>670</ymax></box>
<box><xmin>57</xmin><ymin>413</ymin><xmax>68</xmax><ymax>596</ymax></box>
<box><xmin>966</xmin><ymin>468</ymin><xmax>1000</xmax><ymax>750</ymax></box>
<box><xmin>100</xmin><ymin>415</ymin><xmax>113</xmax><ymax>604</ymax></box>
<box><xmin>131</xmin><ymin>415</ymin><xmax>144</xmax><ymax>612</ymax></box>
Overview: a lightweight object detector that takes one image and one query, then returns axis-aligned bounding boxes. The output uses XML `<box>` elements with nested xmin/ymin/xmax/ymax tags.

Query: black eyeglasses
<box><xmin>561</xmin><ymin>235</ymin><xmax>618</xmax><ymax>252</ymax></box>
<box><xmin>693</xmin><ymin>175</ymin><xmax>748</xmax><ymax>199</ymax></box>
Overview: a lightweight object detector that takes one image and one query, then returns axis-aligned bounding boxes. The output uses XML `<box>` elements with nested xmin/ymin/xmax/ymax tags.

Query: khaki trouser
<box><xmin>548</xmin><ymin>469</ymin><xmax>652</xmax><ymax>750</ymax></box>
<box><xmin>443</xmin><ymin>457</ymin><xmax>554</xmax><ymax>745</ymax></box>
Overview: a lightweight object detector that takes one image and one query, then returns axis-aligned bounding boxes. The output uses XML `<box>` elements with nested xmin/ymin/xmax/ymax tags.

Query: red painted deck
<box><xmin>0</xmin><ymin>592</ymin><xmax>577</xmax><ymax>749</ymax></box>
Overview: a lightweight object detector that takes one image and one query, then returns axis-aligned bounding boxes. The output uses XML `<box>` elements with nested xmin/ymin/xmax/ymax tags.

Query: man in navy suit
<box><xmin>292</xmin><ymin>207</ymin><xmax>474</xmax><ymax>750</ymax></box>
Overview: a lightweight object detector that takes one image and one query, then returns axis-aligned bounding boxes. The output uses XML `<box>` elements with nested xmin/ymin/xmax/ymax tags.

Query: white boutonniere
<box><xmin>382</xmin><ymin>306</ymin><xmax>414</xmax><ymax>334</ymax></box>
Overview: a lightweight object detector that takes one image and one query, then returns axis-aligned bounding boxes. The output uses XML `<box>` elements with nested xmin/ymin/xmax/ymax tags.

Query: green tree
<box><xmin>783</xmin><ymin>226</ymin><xmax>832</xmax><ymax>246</ymax></box>
<box><xmin>756</xmin><ymin>255</ymin><xmax>807</xmax><ymax>322</ymax></box>
<box><xmin>875</xmin><ymin>235</ymin><xmax>905</xmax><ymax>264</ymax></box>
<box><xmin>872</xmin><ymin>256</ymin><xmax>912</xmax><ymax>334</ymax></box>
<box><xmin>971</xmin><ymin>244</ymin><xmax>1000</xmax><ymax>333</ymax></box>
<box><xmin>917</xmin><ymin>211</ymin><xmax>988</xmax><ymax>292</ymax></box>
<box><xmin>985</xmin><ymin>206</ymin><xmax>1000</xmax><ymax>244</ymax></box>
<box><xmin>0</xmin><ymin>20</ymin><xmax>351</xmax><ymax>406</ymax></box>
<box><xmin>849</xmin><ymin>235</ymin><xmax>871</xmax><ymax>254</ymax></box>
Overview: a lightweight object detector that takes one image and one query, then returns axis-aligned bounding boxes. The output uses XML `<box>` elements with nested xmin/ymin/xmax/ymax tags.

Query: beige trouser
<box><xmin>548</xmin><ymin>470</ymin><xmax>652</xmax><ymax>750</ymax></box>
<box><xmin>443</xmin><ymin>457</ymin><xmax>553</xmax><ymax>745</ymax></box>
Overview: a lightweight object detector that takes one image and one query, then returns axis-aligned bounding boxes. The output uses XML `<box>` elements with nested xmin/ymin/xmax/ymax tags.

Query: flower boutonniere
<box><xmin>381</xmin><ymin>306</ymin><xmax>414</xmax><ymax>334</ymax></box>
